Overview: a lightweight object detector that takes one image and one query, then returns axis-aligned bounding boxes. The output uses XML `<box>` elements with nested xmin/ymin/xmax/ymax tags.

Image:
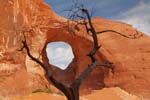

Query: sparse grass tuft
<box><xmin>32</xmin><ymin>88</ymin><xmax>64</xmax><ymax>96</ymax></box>
<box><xmin>32</xmin><ymin>88</ymin><xmax>53</xmax><ymax>93</ymax></box>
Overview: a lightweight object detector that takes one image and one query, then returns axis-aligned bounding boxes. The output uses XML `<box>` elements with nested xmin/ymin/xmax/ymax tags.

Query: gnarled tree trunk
<box><xmin>20</xmin><ymin>5</ymin><xmax>140</xmax><ymax>100</ymax></box>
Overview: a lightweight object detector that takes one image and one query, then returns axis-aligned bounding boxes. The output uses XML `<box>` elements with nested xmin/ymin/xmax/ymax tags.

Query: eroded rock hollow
<box><xmin>0</xmin><ymin>0</ymin><xmax>150</xmax><ymax>98</ymax></box>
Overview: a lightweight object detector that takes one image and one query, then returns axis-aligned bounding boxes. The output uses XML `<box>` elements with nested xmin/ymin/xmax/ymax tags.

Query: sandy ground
<box><xmin>9</xmin><ymin>87</ymin><xmax>144</xmax><ymax>100</ymax></box>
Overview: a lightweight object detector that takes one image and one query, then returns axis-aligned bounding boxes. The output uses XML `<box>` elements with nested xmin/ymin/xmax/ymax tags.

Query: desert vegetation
<box><xmin>19</xmin><ymin>2</ymin><xmax>142</xmax><ymax>99</ymax></box>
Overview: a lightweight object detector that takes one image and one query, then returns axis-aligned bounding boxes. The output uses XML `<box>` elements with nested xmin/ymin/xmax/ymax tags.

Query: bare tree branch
<box><xmin>18</xmin><ymin>1</ymin><xmax>142</xmax><ymax>99</ymax></box>
<box><xmin>19</xmin><ymin>31</ymin><xmax>77</xmax><ymax>100</ymax></box>
<box><xmin>71</xmin><ymin>61</ymin><xmax>99</xmax><ymax>87</ymax></box>
<box><xmin>97</xmin><ymin>30</ymin><xmax>142</xmax><ymax>39</ymax></box>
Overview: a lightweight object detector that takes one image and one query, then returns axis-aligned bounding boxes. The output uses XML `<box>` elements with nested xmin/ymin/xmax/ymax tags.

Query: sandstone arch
<box><xmin>41</xmin><ymin>27</ymin><xmax>109</xmax><ymax>92</ymax></box>
<box><xmin>0</xmin><ymin>0</ymin><xmax>150</xmax><ymax>98</ymax></box>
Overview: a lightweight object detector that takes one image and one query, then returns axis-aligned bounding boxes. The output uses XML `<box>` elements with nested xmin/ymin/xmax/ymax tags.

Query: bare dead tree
<box><xmin>19</xmin><ymin>3</ymin><xmax>142</xmax><ymax>100</ymax></box>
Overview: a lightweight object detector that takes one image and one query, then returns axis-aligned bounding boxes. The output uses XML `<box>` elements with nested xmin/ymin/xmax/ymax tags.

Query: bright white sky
<box><xmin>46</xmin><ymin>42</ymin><xmax>74</xmax><ymax>70</ymax></box>
<box><xmin>115</xmin><ymin>1</ymin><xmax>150</xmax><ymax>35</ymax></box>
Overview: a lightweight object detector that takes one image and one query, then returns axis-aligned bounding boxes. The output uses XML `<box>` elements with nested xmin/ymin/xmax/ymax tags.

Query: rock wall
<box><xmin>0</xmin><ymin>0</ymin><xmax>150</xmax><ymax>98</ymax></box>
<box><xmin>0</xmin><ymin>0</ymin><xmax>57</xmax><ymax>96</ymax></box>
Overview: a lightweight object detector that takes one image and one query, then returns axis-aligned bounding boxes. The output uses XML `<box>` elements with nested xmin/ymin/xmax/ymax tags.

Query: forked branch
<box><xmin>71</xmin><ymin>8</ymin><xmax>113</xmax><ymax>89</ymax></box>
<box><xmin>18</xmin><ymin>3</ymin><xmax>142</xmax><ymax>100</ymax></box>
<box><xmin>97</xmin><ymin>30</ymin><xmax>142</xmax><ymax>39</ymax></box>
<box><xmin>20</xmin><ymin>32</ymin><xmax>75</xmax><ymax>100</ymax></box>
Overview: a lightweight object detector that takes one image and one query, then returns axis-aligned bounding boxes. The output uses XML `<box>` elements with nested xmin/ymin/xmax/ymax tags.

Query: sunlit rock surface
<box><xmin>11</xmin><ymin>87</ymin><xmax>144</xmax><ymax>100</ymax></box>
<box><xmin>0</xmin><ymin>0</ymin><xmax>150</xmax><ymax>99</ymax></box>
<box><xmin>0</xmin><ymin>0</ymin><xmax>60</xmax><ymax>96</ymax></box>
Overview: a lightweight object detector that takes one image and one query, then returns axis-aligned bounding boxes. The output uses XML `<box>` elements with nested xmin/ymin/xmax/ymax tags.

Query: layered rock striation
<box><xmin>0</xmin><ymin>0</ymin><xmax>150</xmax><ymax>98</ymax></box>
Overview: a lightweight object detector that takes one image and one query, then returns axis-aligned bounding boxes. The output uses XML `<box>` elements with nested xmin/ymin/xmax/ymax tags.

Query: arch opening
<box><xmin>46</xmin><ymin>41</ymin><xmax>74</xmax><ymax>70</ymax></box>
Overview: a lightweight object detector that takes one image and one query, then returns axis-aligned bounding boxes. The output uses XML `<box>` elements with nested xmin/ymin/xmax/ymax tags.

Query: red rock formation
<box><xmin>11</xmin><ymin>87</ymin><xmax>144</xmax><ymax>100</ymax></box>
<box><xmin>0</xmin><ymin>0</ymin><xmax>150</xmax><ymax>99</ymax></box>
<box><xmin>44</xmin><ymin>18</ymin><xmax>150</xmax><ymax>98</ymax></box>
<box><xmin>0</xmin><ymin>0</ymin><xmax>56</xmax><ymax>96</ymax></box>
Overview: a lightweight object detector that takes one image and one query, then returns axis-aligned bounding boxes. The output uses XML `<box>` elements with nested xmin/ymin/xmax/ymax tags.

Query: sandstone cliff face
<box><xmin>0</xmin><ymin>0</ymin><xmax>58</xmax><ymax>96</ymax></box>
<box><xmin>0</xmin><ymin>0</ymin><xmax>150</xmax><ymax>99</ymax></box>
